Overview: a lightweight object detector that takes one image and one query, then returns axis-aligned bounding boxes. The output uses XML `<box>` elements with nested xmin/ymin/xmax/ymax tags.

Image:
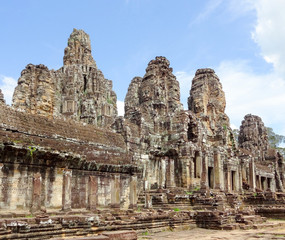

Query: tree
<box><xmin>232</xmin><ymin>129</ymin><xmax>239</xmax><ymax>143</ymax></box>
<box><xmin>266</xmin><ymin>127</ymin><xmax>285</xmax><ymax>158</ymax></box>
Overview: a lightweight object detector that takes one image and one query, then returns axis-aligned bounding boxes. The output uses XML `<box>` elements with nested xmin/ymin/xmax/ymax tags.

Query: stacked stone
<box><xmin>12</xmin><ymin>28</ymin><xmax>117</xmax><ymax>127</ymax></box>
<box><xmin>0</xmin><ymin>89</ymin><xmax>5</xmax><ymax>104</ymax></box>
<box><xmin>188</xmin><ymin>68</ymin><xmax>231</xmax><ymax>147</ymax></box>
<box><xmin>124</xmin><ymin>76</ymin><xmax>142</xmax><ymax>124</ymax></box>
<box><xmin>124</xmin><ymin>56</ymin><xmax>183</xmax><ymax>133</ymax></box>
<box><xmin>238</xmin><ymin>114</ymin><xmax>269</xmax><ymax>160</ymax></box>
<box><xmin>12</xmin><ymin>64</ymin><xmax>56</xmax><ymax>116</ymax></box>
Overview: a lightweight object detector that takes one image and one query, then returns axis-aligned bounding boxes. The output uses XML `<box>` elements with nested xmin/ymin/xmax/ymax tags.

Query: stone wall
<box><xmin>0</xmin><ymin>103</ymin><xmax>140</xmax><ymax>211</ymax></box>
<box><xmin>0</xmin><ymin>104</ymin><xmax>128</xmax><ymax>164</ymax></box>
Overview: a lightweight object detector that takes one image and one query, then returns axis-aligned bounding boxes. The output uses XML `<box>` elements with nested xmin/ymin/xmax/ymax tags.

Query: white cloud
<box><xmin>117</xmin><ymin>100</ymin><xmax>124</xmax><ymax>116</ymax></box>
<box><xmin>252</xmin><ymin>0</ymin><xmax>285</xmax><ymax>75</ymax></box>
<box><xmin>0</xmin><ymin>75</ymin><xmax>17</xmax><ymax>105</ymax></box>
<box><xmin>179</xmin><ymin>1</ymin><xmax>285</xmax><ymax>136</ymax></box>
<box><xmin>216</xmin><ymin>60</ymin><xmax>285</xmax><ymax>135</ymax></box>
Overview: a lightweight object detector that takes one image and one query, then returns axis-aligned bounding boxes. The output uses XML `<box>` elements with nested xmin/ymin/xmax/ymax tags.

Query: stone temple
<box><xmin>0</xmin><ymin>29</ymin><xmax>285</xmax><ymax>239</ymax></box>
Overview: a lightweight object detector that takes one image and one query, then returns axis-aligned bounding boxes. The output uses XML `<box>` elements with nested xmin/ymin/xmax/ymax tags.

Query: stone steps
<box><xmin>0</xmin><ymin>209</ymin><xmax>196</xmax><ymax>239</ymax></box>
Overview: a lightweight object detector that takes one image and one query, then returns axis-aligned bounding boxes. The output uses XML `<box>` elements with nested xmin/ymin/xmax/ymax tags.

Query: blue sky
<box><xmin>1</xmin><ymin>0</ymin><xmax>285</xmax><ymax>136</ymax></box>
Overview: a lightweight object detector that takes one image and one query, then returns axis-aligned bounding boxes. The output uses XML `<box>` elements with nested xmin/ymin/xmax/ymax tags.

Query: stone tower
<box><xmin>0</xmin><ymin>89</ymin><xmax>5</xmax><ymax>104</ymax></box>
<box><xmin>125</xmin><ymin>56</ymin><xmax>183</xmax><ymax>135</ymax></box>
<box><xmin>12</xmin><ymin>29</ymin><xmax>117</xmax><ymax>127</ymax></box>
<box><xmin>188</xmin><ymin>68</ymin><xmax>231</xmax><ymax>146</ymax></box>
<box><xmin>239</xmin><ymin>114</ymin><xmax>269</xmax><ymax>160</ymax></box>
<box><xmin>59</xmin><ymin>29</ymin><xmax>117</xmax><ymax>126</ymax></box>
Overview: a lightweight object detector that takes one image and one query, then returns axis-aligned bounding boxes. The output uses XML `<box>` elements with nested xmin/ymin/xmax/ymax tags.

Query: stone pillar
<box><xmin>189</xmin><ymin>160</ymin><xmax>194</xmax><ymax>188</ymax></box>
<box><xmin>237</xmin><ymin>166</ymin><xmax>242</xmax><ymax>192</ymax></box>
<box><xmin>159</xmin><ymin>159</ymin><xmax>166</xmax><ymax>188</ymax></box>
<box><xmin>201</xmin><ymin>155</ymin><xmax>208</xmax><ymax>190</ymax></box>
<box><xmin>181</xmin><ymin>158</ymin><xmax>189</xmax><ymax>188</ymax></box>
<box><xmin>270</xmin><ymin>178</ymin><xmax>275</xmax><ymax>192</ymax></box>
<box><xmin>87</xmin><ymin>176</ymin><xmax>97</xmax><ymax>211</ymax></box>
<box><xmin>111</xmin><ymin>175</ymin><xmax>120</xmax><ymax>208</ymax></box>
<box><xmin>145</xmin><ymin>192</ymin><xmax>152</xmax><ymax>208</ymax></box>
<box><xmin>31</xmin><ymin>172</ymin><xmax>42</xmax><ymax>213</ymax></box>
<box><xmin>0</xmin><ymin>163</ymin><xmax>3</xmax><ymax>180</ymax></box>
<box><xmin>196</xmin><ymin>153</ymin><xmax>202</xmax><ymax>178</ymax></box>
<box><xmin>249</xmin><ymin>158</ymin><xmax>256</xmax><ymax>191</ymax></box>
<box><xmin>227</xmin><ymin>169</ymin><xmax>231</xmax><ymax>192</ymax></box>
<box><xmin>258</xmin><ymin>175</ymin><xmax>262</xmax><ymax>190</ymax></box>
<box><xmin>62</xmin><ymin>169</ymin><xmax>72</xmax><ymax>211</ymax></box>
<box><xmin>241</xmin><ymin>162</ymin><xmax>247</xmax><ymax>182</ymax></box>
<box><xmin>186</xmin><ymin>161</ymin><xmax>191</xmax><ymax>189</ymax></box>
<box><xmin>129</xmin><ymin>175</ymin><xmax>137</xmax><ymax>209</ymax></box>
<box><xmin>214</xmin><ymin>150</ymin><xmax>222</xmax><ymax>190</ymax></box>
<box><xmin>166</xmin><ymin>157</ymin><xmax>175</xmax><ymax>188</ymax></box>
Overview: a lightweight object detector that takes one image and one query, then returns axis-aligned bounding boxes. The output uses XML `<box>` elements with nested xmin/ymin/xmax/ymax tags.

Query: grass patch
<box><xmin>28</xmin><ymin>146</ymin><xmax>37</xmax><ymax>157</ymax></box>
<box><xmin>141</xmin><ymin>230</ymin><xmax>149</xmax><ymax>235</ymax></box>
<box><xmin>185</xmin><ymin>191</ymin><xmax>193</xmax><ymax>195</ymax></box>
<box><xmin>194</xmin><ymin>186</ymin><xmax>200</xmax><ymax>191</ymax></box>
<box><xmin>173</xmin><ymin>208</ymin><xmax>180</xmax><ymax>212</ymax></box>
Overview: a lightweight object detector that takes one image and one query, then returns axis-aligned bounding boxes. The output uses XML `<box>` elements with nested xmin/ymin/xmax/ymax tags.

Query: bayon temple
<box><xmin>0</xmin><ymin>29</ymin><xmax>285</xmax><ymax>239</ymax></box>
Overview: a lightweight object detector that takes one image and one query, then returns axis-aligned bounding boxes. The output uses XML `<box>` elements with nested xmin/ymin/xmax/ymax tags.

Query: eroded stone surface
<box><xmin>239</xmin><ymin>114</ymin><xmax>269</xmax><ymax>159</ymax></box>
<box><xmin>13</xmin><ymin>28</ymin><xmax>117</xmax><ymax>127</ymax></box>
<box><xmin>188</xmin><ymin>68</ymin><xmax>230</xmax><ymax>140</ymax></box>
<box><xmin>12</xmin><ymin>64</ymin><xmax>57</xmax><ymax>117</ymax></box>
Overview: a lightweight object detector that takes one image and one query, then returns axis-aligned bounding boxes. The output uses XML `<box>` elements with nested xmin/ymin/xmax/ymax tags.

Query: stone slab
<box><xmin>102</xmin><ymin>230</ymin><xmax>137</xmax><ymax>240</ymax></box>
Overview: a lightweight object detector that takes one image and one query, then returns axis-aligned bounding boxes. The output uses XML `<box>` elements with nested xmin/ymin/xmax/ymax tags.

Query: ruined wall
<box><xmin>0</xmin><ymin>103</ymin><xmax>139</xmax><ymax>211</ymax></box>
<box><xmin>0</xmin><ymin>104</ymin><xmax>128</xmax><ymax>164</ymax></box>
<box><xmin>0</xmin><ymin>150</ymin><xmax>138</xmax><ymax>211</ymax></box>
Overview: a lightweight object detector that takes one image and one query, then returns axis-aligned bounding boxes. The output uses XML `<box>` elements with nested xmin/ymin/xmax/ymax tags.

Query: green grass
<box><xmin>173</xmin><ymin>208</ymin><xmax>180</xmax><ymax>212</ymax></box>
<box><xmin>194</xmin><ymin>186</ymin><xmax>200</xmax><ymax>191</ymax></box>
<box><xmin>141</xmin><ymin>230</ymin><xmax>149</xmax><ymax>235</ymax></box>
<box><xmin>28</xmin><ymin>146</ymin><xmax>37</xmax><ymax>157</ymax></box>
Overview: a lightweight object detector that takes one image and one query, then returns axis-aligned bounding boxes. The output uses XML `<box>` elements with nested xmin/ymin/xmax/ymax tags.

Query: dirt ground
<box><xmin>138</xmin><ymin>221</ymin><xmax>285</xmax><ymax>240</ymax></box>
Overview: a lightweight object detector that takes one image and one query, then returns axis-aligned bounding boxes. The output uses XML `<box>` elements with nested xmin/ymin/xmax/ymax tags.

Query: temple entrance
<box><xmin>231</xmin><ymin>171</ymin><xmax>236</xmax><ymax>191</ymax></box>
<box><xmin>208</xmin><ymin>167</ymin><xmax>214</xmax><ymax>189</ymax></box>
<box><xmin>194</xmin><ymin>152</ymin><xmax>201</xmax><ymax>178</ymax></box>
<box><xmin>267</xmin><ymin>178</ymin><xmax>271</xmax><ymax>190</ymax></box>
<box><xmin>256</xmin><ymin>175</ymin><xmax>260</xmax><ymax>189</ymax></box>
<box><xmin>261</xmin><ymin>177</ymin><xmax>266</xmax><ymax>190</ymax></box>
